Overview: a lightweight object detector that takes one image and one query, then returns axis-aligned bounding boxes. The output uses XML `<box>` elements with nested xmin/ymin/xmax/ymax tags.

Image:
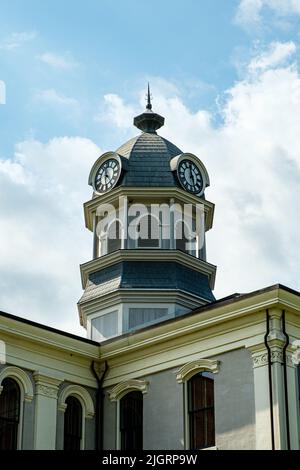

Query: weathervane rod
<box><xmin>146</xmin><ymin>83</ymin><xmax>152</xmax><ymax>110</ymax></box>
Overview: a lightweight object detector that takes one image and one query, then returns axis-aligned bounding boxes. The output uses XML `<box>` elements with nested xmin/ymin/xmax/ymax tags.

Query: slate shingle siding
<box><xmin>116</xmin><ymin>132</ymin><xmax>182</xmax><ymax>188</ymax></box>
<box><xmin>81</xmin><ymin>261</ymin><xmax>214</xmax><ymax>303</ymax></box>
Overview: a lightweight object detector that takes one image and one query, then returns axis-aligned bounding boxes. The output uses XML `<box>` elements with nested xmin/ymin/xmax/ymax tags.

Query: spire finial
<box><xmin>146</xmin><ymin>83</ymin><xmax>152</xmax><ymax>110</ymax></box>
<box><xmin>133</xmin><ymin>83</ymin><xmax>164</xmax><ymax>133</ymax></box>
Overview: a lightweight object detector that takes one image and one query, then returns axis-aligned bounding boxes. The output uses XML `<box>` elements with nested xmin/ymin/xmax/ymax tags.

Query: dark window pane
<box><xmin>107</xmin><ymin>222</ymin><xmax>122</xmax><ymax>253</ymax></box>
<box><xmin>64</xmin><ymin>396</ymin><xmax>82</xmax><ymax>450</ymax></box>
<box><xmin>138</xmin><ymin>215</ymin><xmax>160</xmax><ymax>248</ymax></box>
<box><xmin>188</xmin><ymin>374</ymin><xmax>215</xmax><ymax>449</ymax></box>
<box><xmin>120</xmin><ymin>391</ymin><xmax>143</xmax><ymax>450</ymax></box>
<box><xmin>0</xmin><ymin>378</ymin><xmax>20</xmax><ymax>450</ymax></box>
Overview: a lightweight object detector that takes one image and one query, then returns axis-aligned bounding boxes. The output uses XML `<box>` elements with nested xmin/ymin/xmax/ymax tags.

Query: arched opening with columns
<box><xmin>0</xmin><ymin>378</ymin><xmax>21</xmax><ymax>450</ymax></box>
<box><xmin>58</xmin><ymin>384</ymin><xmax>95</xmax><ymax>450</ymax></box>
<box><xmin>0</xmin><ymin>366</ymin><xmax>33</xmax><ymax>450</ymax></box>
<box><xmin>176</xmin><ymin>359</ymin><xmax>219</xmax><ymax>450</ymax></box>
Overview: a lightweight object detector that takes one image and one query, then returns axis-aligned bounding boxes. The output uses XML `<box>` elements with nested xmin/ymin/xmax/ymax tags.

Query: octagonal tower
<box><xmin>78</xmin><ymin>88</ymin><xmax>216</xmax><ymax>341</ymax></box>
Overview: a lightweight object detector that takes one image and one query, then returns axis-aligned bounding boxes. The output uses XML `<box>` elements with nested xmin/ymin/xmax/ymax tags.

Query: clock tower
<box><xmin>78</xmin><ymin>87</ymin><xmax>216</xmax><ymax>341</ymax></box>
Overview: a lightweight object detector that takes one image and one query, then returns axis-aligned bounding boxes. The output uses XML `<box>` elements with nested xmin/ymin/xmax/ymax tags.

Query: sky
<box><xmin>1</xmin><ymin>0</ymin><xmax>300</xmax><ymax>336</ymax></box>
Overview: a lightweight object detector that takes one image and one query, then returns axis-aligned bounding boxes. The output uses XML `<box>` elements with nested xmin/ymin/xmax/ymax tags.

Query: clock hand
<box><xmin>189</xmin><ymin>166</ymin><xmax>195</xmax><ymax>185</ymax></box>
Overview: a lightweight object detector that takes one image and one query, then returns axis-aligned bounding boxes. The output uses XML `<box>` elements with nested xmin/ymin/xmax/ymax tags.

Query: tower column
<box><xmin>120</xmin><ymin>195</ymin><xmax>128</xmax><ymax>249</ymax></box>
<box><xmin>93</xmin><ymin>212</ymin><xmax>98</xmax><ymax>259</ymax></box>
<box><xmin>170</xmin><ymin>198</ymin><xmax>175</xmax><ymax>250</ymax></box>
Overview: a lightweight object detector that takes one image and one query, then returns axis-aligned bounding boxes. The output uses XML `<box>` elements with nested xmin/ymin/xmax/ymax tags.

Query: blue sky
<box><xmin>0</xmin><ymin>0</ymin><xmax>279</xmax><ymax>154</ymax></box>
<box><xmin>1</xmin><ymin>0</ymin><xmax>300</xmax><ymax>334</ymax></box>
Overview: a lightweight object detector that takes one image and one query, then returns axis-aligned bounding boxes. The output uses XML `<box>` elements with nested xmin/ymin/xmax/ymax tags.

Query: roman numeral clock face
<box><xmin>178</xmin><ymin>159</ymin><xmax>203</xmax><ymax>195</ymax></box>
<box><xmin>94</xmin><ymin>159</ymin><xmax>121</xmax><ymax>193</ymax></box>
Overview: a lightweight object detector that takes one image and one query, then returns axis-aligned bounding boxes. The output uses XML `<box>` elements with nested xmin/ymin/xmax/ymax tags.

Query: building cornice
<box><xmin>99</xmin><ymin>287</ymin><xmax>300</xmax><ymax>367</ymax></box>
<box><xmin>0</xmin><ymin>312</ymin><xmax>99</xmax><ymax>360</ymax></box>
<box><xmin>83</xmin><ymin>186</ymin><xmax>215</xmax><ymax>232</ymax></box>
<box><xmin>78</xmin><ymin>288</ymin><xmax>209</xmax><ymax>327</ymax></box>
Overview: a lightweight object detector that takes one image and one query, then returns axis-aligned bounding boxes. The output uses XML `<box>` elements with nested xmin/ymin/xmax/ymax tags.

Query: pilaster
<box><xmin>33</xmin><ymin>372</ymin><xmax>62</xmax><ymax>450</ymax></box>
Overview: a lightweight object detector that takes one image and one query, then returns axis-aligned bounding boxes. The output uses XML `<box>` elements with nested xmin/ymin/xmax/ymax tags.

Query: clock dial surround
<box><xmin>94</xmin><ymin>158</ymin><xmax>121</xmax><ymax>193</ymax></box>
<box><xmin>177</xmin><ymin>159</ymin><xmax>204</xmax><ymax>195</ymax></box>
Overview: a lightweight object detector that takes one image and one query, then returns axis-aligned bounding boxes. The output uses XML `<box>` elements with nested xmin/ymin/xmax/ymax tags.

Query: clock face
<box><xmin>177</xmin><ymin>159</ymin><xmax>203</xmax><ymax>194</ymax></box>
<box><xmin>94</xmin><ymin>158</ymin><xmax>121</xmax><ymax>193</ymax></box>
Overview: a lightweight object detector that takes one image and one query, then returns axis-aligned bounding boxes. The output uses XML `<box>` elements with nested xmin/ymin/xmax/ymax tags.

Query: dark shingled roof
<box><xmin>116</xmin><ymin>131</ymin><xmax>183</xmax><ymax>188</ymax></box>
<box><xmin>80</xmin><ymin>260</ymin><xmax>215</xmax><ymax>304</ymax></box>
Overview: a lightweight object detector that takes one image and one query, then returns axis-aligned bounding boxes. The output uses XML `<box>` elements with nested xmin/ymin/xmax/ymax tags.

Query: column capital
<box><xmin>33</xmin><ymin>372</ymin><xmax>62</xmax><ymax>399</ymax></box>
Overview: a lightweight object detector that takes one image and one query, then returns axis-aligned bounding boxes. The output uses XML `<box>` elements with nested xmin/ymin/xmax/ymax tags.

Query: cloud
<box><xmin>97</xmin><ymin>94</ymin><xmax>137</xmax><ymax>129</ymax></box>
<box><xmin>0</xmin><ymin>31</ymin><xmax>37</xmax><ymax>50</ymax></box>
<box><xmin>0</xmin><ymin>137</ymin><xmax>100</xmax><ymax>335</ymax></box>
<box><xmin>35</xmin><ymin>89</ymin><xmax>79</xmax><ymax>108</ymax></box>
<box><xmin>248</xmin><ymin>41</ymin><xmax>296</xmax><ymax>72</ymax></box>
<box><xmin>37</xmin><ymin>52</ymin><xmax>79</xmax><ymax>69</ymax></box>
<box><xmin>235</xmin><ymin>0</ymin><xmax>300</xmax><ymax>29</ymax></box>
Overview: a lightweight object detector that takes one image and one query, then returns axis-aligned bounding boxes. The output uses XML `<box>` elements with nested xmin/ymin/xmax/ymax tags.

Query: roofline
<box><xmin>0</xmin><ymin>309</ymin><xmax>99</xmax><ymax>346</ymax></box>
<box><xmin>100</xmin><ymin>283</ymin><xmax>300</xmax><ymax>345</ymax></box>
<box><xmin>1</xmin><ymin>283</ymin><xmax>298</xmax><ymax>348</ymax></box>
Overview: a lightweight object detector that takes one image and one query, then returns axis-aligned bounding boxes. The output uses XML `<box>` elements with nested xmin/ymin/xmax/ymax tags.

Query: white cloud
<box><xmin>38</xmin><ymin>52</ymin><xmax>78</xmax><ymax>69</ymax></box>
<box><xmin>236</xmin><ymin>0</ymin><xmax>300</xmax><ymax>27</ymax></box>
<box><xmin>35</xmin><ymin>89</ymin><xmax>79</xmax><ymax>108</ymax></box>
<box><xmin>248</xmin><ymin>41</ymin><xmax>296</xmax><ymax>72</ymax></box>
<box><xmin>98</xmin><ymin>94</ymin><xmax>137</xmax><ymax>129</ymax></box>
<box><xmin>235</xmin><ymin>0</ymin><xmax>264</xmax><ymax>26</ymax></box>
<box><xmin>0</xmin><ymin>137</ymin><xmax>100</xmax><ymax>335</ymax></box>
<box><xmin>0</xmin><ymin>31</ymin><xmax>37</xmax><ymax>50</ymax></box>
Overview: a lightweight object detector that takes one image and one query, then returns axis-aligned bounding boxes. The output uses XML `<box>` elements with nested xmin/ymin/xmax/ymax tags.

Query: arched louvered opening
<box><xmin>137</xmin><ymin>214</ymin><xmax>160</xmax><ymax>248</ymax></box>
<box><xmin>188</xmin><ymin>373</ymin><xmax>215</xmax><ymax>449</ymax></box>
<box><xmin>0</xmin><ymin>378</ymin><xmax>21</xmax><ymax>450</ymax></box>
<box><xmin>107</xmin><ymin>220</ymin><xmax>122</xmax><ymax>254</ymax></box>
<box><xmin>175</xmin><ymin>220</ymin><xmax>196</xmax><ymax>255</ymax></box>
<box><xmin>120</xmin><ymin>391</ymin><xmax>143</xmax><ymax>450</ymax></box>
<box><xmin>64</xmin><ymin>396</ymin><xmax>83</xmax><ymax>450</ymax></box>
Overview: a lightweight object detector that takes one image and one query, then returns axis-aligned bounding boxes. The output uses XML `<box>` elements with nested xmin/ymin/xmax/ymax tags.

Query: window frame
<box><xmin>136</xmin><ymin>213</ymin><xmax>162</xmax><ymax>250</ymax></box>
<box><xmin>117</xmin><ymin>391</ymin><xmax>143</xmax><ymax>451</ymax></box>
<box><xmin>63</xmin><ymin>395</ymin><xmax>84</xmax><ymax>451</ymax></box>
<box><xmin>0</xmin><ymin>377</ymin><xmax>23</xmax><ymax>450</ymax></box>
<box><xmin>186</xmin><ymin>372</ymin><xmax>215</xmax><ymax>450</ymax></box>
<box><xmin>0</xmin><ymin>367</ymin><xmax>33</xmax><ymax>451</ymax></box>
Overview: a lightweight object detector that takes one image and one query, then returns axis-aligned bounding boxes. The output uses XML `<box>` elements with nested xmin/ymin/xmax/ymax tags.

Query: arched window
<box><xmin>137</xmin><ymin>214</ymin><xmax>160</xmax><ymax>248</ymax></box>
<box><xmin>175</xmin><ymin>220</ymin><xmax>196</xmax><ymax>255</ymax></box>
<box><xmin>120</xmin><ymin>391</ymin><xmax>143</xmax><ymax>450</ymax></box>
<box><xmin>188</xmin><ymin>373</ymin><xmax>215</xmax><ymax>449</ymax></box>
<box><xmin>64</xmin><ymin>396</ymin><xmax>83</xmax><ymax>450</ymax></box>
<box><xmin>0</xmin><ymin>378</ymin><xmax>21</xmax><ymax>450</ymax></box>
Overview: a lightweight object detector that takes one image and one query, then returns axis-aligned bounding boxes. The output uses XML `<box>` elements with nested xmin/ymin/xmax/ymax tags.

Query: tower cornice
<box><xmin>83</xmin><ymin>187</ymin><xmax>215</xmax><ymax>232</ymax></box>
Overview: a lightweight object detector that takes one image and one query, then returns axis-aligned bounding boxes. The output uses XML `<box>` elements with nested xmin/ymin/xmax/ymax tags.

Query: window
<box><xmin>188</xmin><ymin>373</ymin><xmax>215</xmax><ymax>449</ymax></box>
<box><xmin>120</xmin><ymin>391</ymin><xmax>143</xmax><ymax>450</ymax></box>
<box><xmin>91</xmin><ymin>310</ymin><xmax>119</xmax><ymax>341</ymax></box>
<box><xmin>0</xmin><ymin>378</ymin><xmax>20</xmax><ymax>450</ymax></box>
<box><xmin>137</xmin><ymin>214</ymin><xmax>160</xmax><ymax>248</ymax></box>
<box><xmin>128</xmin><ymin>307</ymin><xmax>168</xmax><ymax>329</ymax></box>
<box><xmin>175</xmin><ymin>221</ymin><xmax>196</xmax><ymax>255</ymax></box>
<box><xmin>107</xmin><ymin>221</ymin><xmax>122</xmax><ymax>254</ymax></box>
<box><xmin>64</xmin><ymin>396</ymin><xmax>83</xmax><ymax>450</ymax></box>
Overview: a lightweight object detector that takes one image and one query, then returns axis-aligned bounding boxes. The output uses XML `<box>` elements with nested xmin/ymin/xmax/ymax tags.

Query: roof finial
<box><xmin>134</xmin><ymin>83</ymin><xmax>164</xmax><ymax>133</ymax></box>
<box><xmin>146</xmin><ymin>83</ymin><xmax>152</xmax><ymax>110</ymax></box>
